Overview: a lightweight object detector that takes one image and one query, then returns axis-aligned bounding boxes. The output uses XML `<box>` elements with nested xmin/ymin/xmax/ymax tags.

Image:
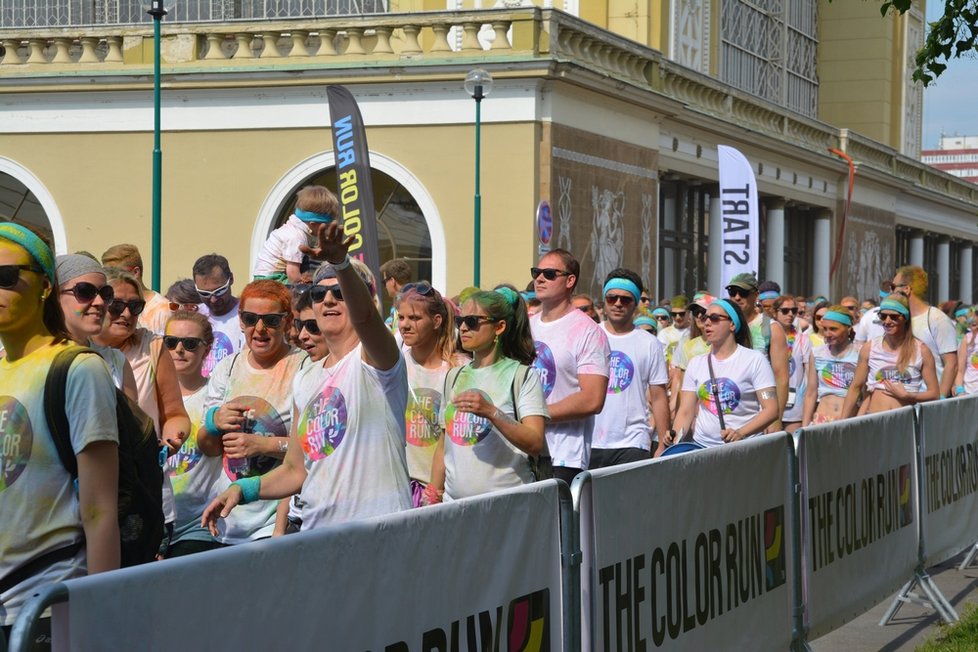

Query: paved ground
<box><xmin>810</xmin><ymin>551</ymin><xmax>978</xmax><ymax>651</ymax></box>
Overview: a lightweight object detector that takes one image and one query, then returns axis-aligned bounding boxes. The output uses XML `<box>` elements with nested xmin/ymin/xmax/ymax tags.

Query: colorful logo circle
<box><xmin>202</xmin><ymin>331</ymin><xmax>234</xmax><ymax>378</ymax></box>
<box><xmin>445</xmin><ymin>401</ymin><xmax>492</xmax><ymax>446</ymax></box>
<box><xmin>788</xmin><ymin>356</ymin><xmax>797</xmax><ymax>377</ymax></box>
<box><xmin>532</xmin><ymin>341</ymin><xmax>556</xmax><ymax>398</ymax></box>
<box><xmin>406</xmin><ymin>388</ymin><xmax>441</xmax><ymax>448</ymax></box>
<box><xmin>696</xmin><ymin>377</ymin><xmax>741</xmax><ymax>416</ymax></box>
<box><xmin>0</xmin><ymin>396</ymin><xmax>31</xmax><ymax>492</ymax></box>
<box><xmin>299</xmin><ymin>386</ymin><xmax>349</xmax><ymax>462</ymax></box>
<box><xmin>607</xmin><ymin>351</ymin><xmax>635</xmax><ymax>394</ymax></box>
<box><xmin>971</xmin><ymin>351</ymin><xmax>978</xmax><ymax>370</ymax></box>
<box><xmin>167</xmin><ymin>428</ymin><xmax>201</xmax><ymax>478</ymax></box>
<box><xmin>223</xmin><ymin>396</ymin><xmax>288</xmax><ymax>480</ymax></box>
<box><xmin>874</xmin><ymin>366</ymin><xmax>921</xmax><ymax>386</ymax></box>
<box><xmin>821</xmin><ymin>362</ymin><xmax>856</xmax><ymax>389</ymax></box>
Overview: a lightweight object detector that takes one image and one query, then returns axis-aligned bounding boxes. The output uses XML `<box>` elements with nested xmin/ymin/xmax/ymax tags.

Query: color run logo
<box><xmin>167</xmin><ymin>428</ymin><xmax>201</xmax><ymax>478</ymax></box>
<box><xmin>406</xmin><ymin>388</ymin><xmax>441</xmax><ymax>448</ymax></box>
<box><xmin>697</xmin><ymin>378</ymin><xmax>741</xmax><ymax>416</ymax></box>
<box><xmin>971</xmin><ymin>351</ymin><xmax>978</xmax><ymax>370</ymax></box>
<box><xmin>0</xmin><ymin>396</ymin><xmax>31</xmax><ymax>492</ymax></box>
<box><xmin>821</xmin><ymin>362</ymin><xmax>856</xmax><ymax>389</ymax></box>
<box><xmin>445</xmin><ymin>401</ymin><xmax>492</xmax><ymax>446</ymax></box>
<box><xmin>607</xmin><ymin>351</ymin><xmax>635</xmax><ymax>394</ymax></box>
<box><xmin>223</xmin><ymin>396</ymin><xmax>288</xmax><ymax>480</ymax></box>
<box><xmin>202</xmin><ymin>331</ymin><xmax>234</xmax><ymax>378</ymax></box>
<box><xmin>788</xmin><ymin>356</ymin><xmax>796</xmax><ymax>377</ymax></box>
<box><xmin>874</xmin><ymin>366</ymin><xmax>921</xmax><ymax>386</ymax></box>
<box><xmin>764</xmin><ymin>506</ymin><xmax>786</xmax><ymax>591</ymax></box>
<box><xmin>299</xmin><ymin>386</ymin><xmax>348</xmax><ymax>462</ymax></box>
<box><xmin>508</xmin><ymin>589</ymin><xmax>550</xmax><ymax>651</ymax></box>
<box><xmin>531</xmin><ymin>342</ymin><xmax>556</xmax><ymax>398</ymax></box>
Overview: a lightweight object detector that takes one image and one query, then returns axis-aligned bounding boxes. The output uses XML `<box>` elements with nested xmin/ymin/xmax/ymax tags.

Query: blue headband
<box><xmin>493</xmin><ymin>286</ymin><xmax>520</xmax><ymax>308</ymax></box>
<box><xmin>878</xmin><ymin>289</ymin><xmax>888</xmax><ymax>299</ymax></box>
<box><xmin>652</xmin><ymin>307</ymin><xmax>670</xmax><ymax>318</ymax></box>
<box><xmin>633</xmin><ymin>316</ymin><xmax>656</xmax><ymax>329</ymax></box>
<box><xmin>955</xmin><ymin>307</ymin><xmax>970</xmax><ymax>318</ymax></box>
<box><xmin>603</xmin><ymin>278</ymin><xmax>641</xmax><ymax>302</ymax></box>
<box><xmin>879</xmin><ymin>299</ymin><xmax>910</xmax><ymax>319</ymax></box>
<box><xmin>0</xmin><ymin>222</ymin><xmax>55</xmax><ymax>284</ymax></box>
<box><xmin>758</xmin><ymin>291</ymin><xmax>779</xmax><ymax>301</ymax></box>
<box><xmin>821</xmin><ymin>310</ymin><xmax>853</xmax><ymax>326</ymax></box>
<box><xmin>295</xmin><ymin>208</ymin><xmax>334</xmax><ymax>224</ymax></box>
<box><xmin>714</xmin><ymin>298</ymin><xmax>742</xmax><ymax>334</ymax></box>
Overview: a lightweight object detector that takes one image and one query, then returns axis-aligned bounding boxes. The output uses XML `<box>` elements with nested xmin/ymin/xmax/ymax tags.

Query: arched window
<box><xmin>0</xmin><ymin>172</ymin><xmax>54</xmax><ymax>243</ymax></box>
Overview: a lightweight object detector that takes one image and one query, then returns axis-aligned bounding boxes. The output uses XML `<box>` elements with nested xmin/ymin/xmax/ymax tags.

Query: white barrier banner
<box><xmin>59</xmin><ymin>481</ymin><xmax>563</xmax><ymax>651</ymax></box>
<box><xmin>717</xmin><ymin>144</ymin><xmax>759</xmax><ymax>289</ymax></box>
<box><xmin>582</xmin><ymin>434</ymin><xmax>795</xmax><ymax>651</ymax></box>
<box><xmin>919</xmin><ymin>395</ymin><xmax>978</xmax><ymax>567</ymax></box>
<box><xmin>799</xmin><ymin>407</ymin><xmax>917</xmax><ymax>639</ymax></box>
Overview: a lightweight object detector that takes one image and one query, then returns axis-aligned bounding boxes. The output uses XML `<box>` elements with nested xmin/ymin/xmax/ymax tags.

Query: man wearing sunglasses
<box><xmin>380</xmin><ymin>258</ymin><xmax>413</xmax><ymax>336</ymax></box>
<box><xmin>529</xmin><ymin>249</ymin><xmax>610</xmax><ymax>482</ymax></box>
<box><xmin>101</xmin><ymin>243</ymin><xmax>170</xmax><ymax>336</ymax></box>
<box><xmin>656</xmin><ymin>295</ymin><xmax>690</xmax><ymax>365</ymax></box>
<box><xmin>590</xmin><ymin>268</ymin><xmax>670</xmax><ymax>468</ymax></box>
<box><xmin>193</xmin><ymin>254</ymin><xmax>243</xmax><ymax>378</ymax></box>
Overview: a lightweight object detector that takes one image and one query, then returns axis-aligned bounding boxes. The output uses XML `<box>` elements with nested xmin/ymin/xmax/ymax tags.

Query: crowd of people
<box><xmin>2</xmin><ymin>184</ymin><xmax>978</xmax><ymax>644</ymax></box>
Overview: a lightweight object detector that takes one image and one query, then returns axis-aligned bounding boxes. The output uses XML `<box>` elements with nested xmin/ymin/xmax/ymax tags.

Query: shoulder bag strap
<box><xmin>706</xmin><ymin>353</ymin><xmax>727</xmax><ymax>431</ymax></box>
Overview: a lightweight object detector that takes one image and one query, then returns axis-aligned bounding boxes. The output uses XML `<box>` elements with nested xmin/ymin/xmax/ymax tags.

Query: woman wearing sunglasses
<box><xmin>430</xmin><ymin>284</ymin><xmax>547</xmax><ymax>500</ymax></box>
<box><xmin>56</xmin><ymin>254</ymin><xmax>138</xmax><ymax>402</ymax></box>
<box><xmin>842</xmin><ymin>294</ymin><xmax>939</xmax><ymax>418</ymax></box>
<box><xmin>0</xmin><ymin>225</ymin><xmax>119</xmax><ymax>638</ymax></box>
<box><xmin>161</xmin><ymin>311</ymin><xmax>224</xmax><ymax>557</ymax></box>
<box><xmin>670</xmin><ymin>299</ymin><xmax>778</xmax><ymax>448</ymax></box>
<box><xmin>668</xmin><ymin>294</ymin><xmax>714</xmax><ymax>420</ymax></box>
<box><xmin>802</xmin><ymin>306</ymin><xmax>859</xmax><ymax>425</ymax></box>
<box><xmin>203</xmin><ymin>224</ymin><xmax>412</xmax><ymax>533</ymax></box>
<box><xmin>772</xmin><ymin>295</ymin><xmax>810</xmax><ymax>433</ymax></box>
<box><xmin>953</xmin><ymin>307</ymin><xmax>978</xmax><ymax>397</ymax></box>
<box><xmin>195</xmin><ymin>280</ymin><xmax>308</xmax><ymax>545</ymax></box>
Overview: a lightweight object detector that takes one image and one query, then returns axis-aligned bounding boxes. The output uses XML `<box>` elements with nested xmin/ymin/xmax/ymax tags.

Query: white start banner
<box><xmin>56</xmin><ymin>481</ymin><xmax>564</xmax><ymax>651</ymax></box>
<box><xmin>798</xmin><ymin>407</ymin><xmax>918</xmax><ymax>639</ymax></box>
<box><xmin>918</xmin><ymin>395</ymin><xmax>978</xmax><ymax>567</ymax></box>
<box><xmin>717</xmin><ymin>145</ymin><xmax>759</xmax><ymax>290</ymax></box>
<box><xmin>580</xmin><ymin>434</ymin><xmax>797</xmax><ymax>651</ymax></box>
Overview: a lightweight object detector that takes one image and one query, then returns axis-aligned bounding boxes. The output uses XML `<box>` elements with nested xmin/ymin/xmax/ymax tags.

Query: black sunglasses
<box><xmin>297</xmin><ymin>318</ymin><xmax>321</xmax><ymax>335</ymax></box>
<box><xmin>605</xmin><ymin>294</ymin><xmax>634</xmax><ymax>306</ymax></box>
<box><xmin>240</xmin><ymin>311</ymin><xmax>287</xmax><ymax>328</ymax></box>
<box><xmin>530</xmin><ymin>267</ymin><xmax>571</xmax><ymax>281</ymax></box>
<box><xmin>778</xmin><ymin>308</ymin><xmax>798</xmax><ymax>315</ymax></box>
<box><xmin>310</xmin><ymin>284</ymin><xmax>344</xmax><ymax>303</ymax></box>
<box><xmin>163</xmin><ymin>336</ymin><xmax>205</xmax><ymax>351</ymax></box>
<box><xmin>106</xmin><ymin>298</ymin><xmax>146</xmax><ymax>317</ymax></box>
<box><xmin>0</xmin><ymin>264</ymin><xmax>43</xmax><ymax>289</ymax></box>
<box><xmin>690</xmin><ymin>307</ymin><xmax>706</xmax><ymax>318</ymax></box>
<box><xmin>455</xmin><ymin>315</ymin><xmax>494</xmax><ymax>330</ymax></box>
<box><xmin>726</xmin><ymin>287</ymin><xmax>753</xmax><ymax>298</ymax></box>
<box><xmin>670</xmin><ymin>311</ymin><xmax>687</xmax><ymax>317</ymax></box>
<box><xmin>61</xmin><ymin>281</ymin><xmax>114</xmax><ymax>304</ymax></box>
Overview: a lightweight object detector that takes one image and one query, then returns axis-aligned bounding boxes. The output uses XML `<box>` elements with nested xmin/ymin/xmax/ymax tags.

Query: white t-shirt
<box><xmin>911</xmin><ymin>306</ymin><xmax>957</xmax><ymax>383</ymax></box>
<box><xmin>0</xmin><ymin>343</ymin><xmax>118</xmax><ymax>626</ymax></box>
<box><xmin>166</xmin><ymin>386</ymin><xmax>222</xmax><ymax>546</ymax></box>
<box><xmin>531</xmin><ymin>309</ymin><xmax>610</xmax><ymax>470</ymax></box>
<box><xmin>783</xmin><ymin>329</ymin><xmax>812</xmax><ymax>422</ymax></box>
<box><xmin>962</xmin><ymin>332</ymin><xmax>978</xmax><ymax>394</ymax></box>
<box><xmin>403</xmin><ymin>350</ymin><xmax>450</xmax><ymax>485</ymax></box>
<box><xmin>294</xmin><ymin>345</ymin><xmax>411</xmax><ymax>529</ymax></box>
<box><xmin>89</xmin><ymin>340</ymin><xmax>127</xmax><ymax>391</ymax></box>
<box><xmin>253</xmin><ymin>215</ymin><xmax>312</xmax><ymax>277</ymax></box>
<box><xmin>865</xmin><ymin>337</ymin><xmax>924</xmax><ymax>393</ymax></box>
<box><xmin>812</xmin><ymin>343</ymin><xmax>859</xmax><ymax>399</ymax></box>
<box><xmin>138</xmin><ymin>291</ymin><xmax>171</xmax><ymax>336</ymax></box>
<box><xmin>440</xmin><ymin>358</ymin><xmax>548</xmax><ymax>500</ymax></box>
<box><xmin>202</xmin><ymin>301</ymin><xmax>244</xmax><ymax>379</ymax></box>
<box><xmin>854</xmin><ymin>307</ymin><xmax>884</xmax><ymax>344</ymax></box>
<box><xmin>593</xmin><ymin>326</ymin><xmax>668</xmax><ymax>451</ymax></box>
<box><xmin>203</xmin><ymin>348</ymin><xmax>309</xmax><ymax>544</ymax></box>
<box><xmin>682</xmin><ymin>346</ymin><xmax>776</xmax><ymax>448</ymax></box>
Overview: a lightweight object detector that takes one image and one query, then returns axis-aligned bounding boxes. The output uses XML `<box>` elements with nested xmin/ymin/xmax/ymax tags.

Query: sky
<box><xmin>920</xmin><ymin>2</ymin><xmax>978</xmax><ymax>150</ymax></box>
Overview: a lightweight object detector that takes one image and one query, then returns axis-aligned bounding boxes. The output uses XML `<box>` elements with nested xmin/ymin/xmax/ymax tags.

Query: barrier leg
<box><xmin>957</xmin><ymin>542</ymin><xmax>978</xmax><ymax>571</ymax></box>
<box><xmin>8</xmin><ymin>583</ymin><xmax>68</xmax><ymax>652</ymax></box>
<box><xmin>879</xmin><ymin>569</ymin><xmax>958</xmax><ymax>626</ymax></box>
<box><xmin>557</xmin><ymin>480</ymin><xmax>582</xmax><ymax>652</ymax></box>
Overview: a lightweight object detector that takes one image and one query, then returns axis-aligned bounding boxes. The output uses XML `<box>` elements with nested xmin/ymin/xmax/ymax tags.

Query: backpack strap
<box><xmin>43</xmin><ymin>347</ymin><xmax>97</xmax><ymax>479</ymax></box>
<box><xmin>762</xmin><ymin>314</ymin><xmax>772</xmax><ymax>357</ymax></box>
<box><xmin>443</xmin><ymin>364</ymin><xmax>464</xmax><ymax>401</ymax></box>
<box><xmin>510</xmin><ymin>364</ymin><xmax>530</xmax><ymax>423</ymax></box>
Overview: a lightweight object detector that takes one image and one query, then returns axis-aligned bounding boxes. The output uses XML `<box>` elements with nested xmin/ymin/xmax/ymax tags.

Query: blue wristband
<box><xmin>955</xmin><ymin>385</ymin><xmax>966</xmax><ymax>396</ymax></box>
<box><xmin>204</xmin><ymin>406</ymin><xmax>223</xmax><ymax>437</ymax></box>
<box><xmin>232</xmin><ymin>476</ymin><xmax>261</xmax><ymax>504</ymax></box>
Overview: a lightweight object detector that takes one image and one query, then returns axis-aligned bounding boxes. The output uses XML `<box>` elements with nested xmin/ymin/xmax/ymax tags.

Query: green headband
<box><xmin>0</xmin><ymin>222</ymin><xmax>56</xmax><ymax>284</ymax></box>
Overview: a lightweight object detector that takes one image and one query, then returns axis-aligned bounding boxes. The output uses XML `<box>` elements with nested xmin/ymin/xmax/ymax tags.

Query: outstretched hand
<box><xmin>299</xmin><ymin>222</ymin><xmax>355</xmax><ymax>265</ymax></box>
<box><xmin>200</xmin><ymin>485</ymin><xmax>244</xmax><ymax>536</ymax></box>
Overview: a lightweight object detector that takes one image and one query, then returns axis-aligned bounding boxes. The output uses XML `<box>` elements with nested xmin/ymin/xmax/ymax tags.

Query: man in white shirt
<box><xmin>193</xmin><ymin>254</ymin><xmax>244</xmax><ymax>377</ymax></box>
<box><xmin>529</xmin><ymin>248</ymin><xmax>610</xmax><ymax>483</ymax></box>
<box><xmin>892</xmin><ymin>265</ymin><xmax>958</xmax><ymax>397</ymax></box>
<box><xmin>590</xmin><ymin>267</ymin><xmax>670</xmax><ymax>468</ymax></box>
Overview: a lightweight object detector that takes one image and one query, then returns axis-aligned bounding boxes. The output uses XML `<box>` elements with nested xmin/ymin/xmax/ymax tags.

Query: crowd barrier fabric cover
<box><xmin>56</xmin><ymin>481</ymin><xmax>563</xmax><ymax>651</ymax></box>
<box><xmin>581</xmin><ymin>434</ymin><xmax>796</xmax><ymax>651</ymax></box>
<box><xmin>918</xmin><ymin>395</ymin><xmax>978</xmax><ymax>567</ymax></box>
<box><xmin>798</xmin><ymin>407</ymin><xmax>918</xmax><ymax>639</ymax></box>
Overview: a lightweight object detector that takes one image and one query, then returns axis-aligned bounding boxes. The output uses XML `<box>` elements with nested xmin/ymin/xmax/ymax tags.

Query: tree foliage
<box><xmin>880</xmin><ymin>0</ymin><xmax>978</xmax><ymax>85</ymax></box>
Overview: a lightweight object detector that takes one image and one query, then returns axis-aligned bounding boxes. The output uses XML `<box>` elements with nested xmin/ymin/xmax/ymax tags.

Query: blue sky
<box><xmin>921</xmin><ymin>3</ymin><xmax>978</xmax><ymax>149</ymax></box>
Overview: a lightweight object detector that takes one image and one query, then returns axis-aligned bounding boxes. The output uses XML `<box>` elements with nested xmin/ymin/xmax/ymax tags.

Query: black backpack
<box><xmin>44</xmin><ymin>347</ymin><xmax>165</xmax><ymax>567</ymax></box>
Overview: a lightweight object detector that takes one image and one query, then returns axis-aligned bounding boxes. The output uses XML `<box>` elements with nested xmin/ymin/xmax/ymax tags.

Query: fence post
<box><xmin>8</xmin><ymin>583</ymin><xmax>68</xmax><ymax>652</ymax></box>
<box><xmin>557</xmin><ymin>479</ymin><xmax>582</xmax><ymax>651</ymax></box>
<box><xmin>790</xmin><ymin>431</ymin><xmax>814</xmax><ymax>652</ymax></box>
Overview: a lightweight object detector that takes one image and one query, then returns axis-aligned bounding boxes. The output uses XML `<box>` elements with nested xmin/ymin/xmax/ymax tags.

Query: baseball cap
<box><xmin>726</xmin><ymin>273</ymin><xmax>759</xmax><ymax>292</ymax></box>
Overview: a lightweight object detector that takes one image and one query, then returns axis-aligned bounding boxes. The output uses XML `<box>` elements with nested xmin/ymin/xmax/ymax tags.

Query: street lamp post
<box><xmin>464</xmin><ymin>69</ymin><xmax>493</xmax><ymax>288</ymax></box>
<box><xmin>148</xmin><ymin>0</ymin><xmax>167</xmax><ymax>292</ymax></box>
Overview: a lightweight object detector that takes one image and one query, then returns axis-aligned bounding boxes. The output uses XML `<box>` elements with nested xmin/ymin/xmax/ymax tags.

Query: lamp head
<box><xmin>464</xmin><ymin>69</ymin><xmax>493</xmax><ymax>101</ymax></box>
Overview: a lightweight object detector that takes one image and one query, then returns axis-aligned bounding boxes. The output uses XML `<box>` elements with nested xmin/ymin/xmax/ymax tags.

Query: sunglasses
<box><xmin>778</xmin><ymin>308</ymin><xmax>798</xmax><ymax>315</ymax></box>
<box><xmin>879</xmin><ymin>312</ymin><xmax>904</xmax><ymax>323</ymax></box>
<box><xmin>640</xmin><ymin>297</ymin><xmax>651</xmax><ymax>304</ymax></box>
<box><xmin>704</xmin><ymin>314</ymin><xmax>732</xmax><ymax>323</ymax></box>
<box><xmin>655</xmin><ymin>316</ymin><xmax>671</xmax><ymax>322</ymax></box>
<box><xmin>530</xmin><ymin>267</ymin><xmax>571</xmax><ymax>281</ymax></box>
<box><xmin>690</xmin><ymin>308</ymin><xmax>706</xmax><ymax>319</ymax></box>
<box><xmin>455</xmin><ymin>315</ymin><xmax>494</xmax><ymax>330</ymax></box>
<box><xmin>297</xmin><ymin>318</ymin><xmax>321</xmax><ymax>335</ymax></box>
<box><xmin>726</xmin><ymin>287</ymin><xmax>753</xmax><ymax>298</ymax></box>
<box><xmin>169</xmin><ymin>302</ymin><xmax>199</xmax><ymax>312</ymax></box>
<box><xmin>106</xmin><ymin>299</ymin><xmax>146</xmax><ymax>317</ymax></box>
<box><xmin>401</xmin><ymin>281</ymin><xmax>434</xmax><ymax>296</ymax></box>
<box><xmin>605</xmin><ymin>294</ymin><xmax>634</xmax><ymax>306</ymax></box>
<box><xmin>240</xmin><ymin>311</ymin><xmax>287</xmax><ymax>328</ymax></box>
<box><xmin>842</xmin><ymin>305</ymin><xmax>858</xmax><ymax>311</ymax></box>
<box><xmin>0</xmin><ymin>264</ymin><xmax>42</xmax><ymax>289</ymax></box>
<box><xmin>163</xmin><ymin>336</ymin><xmax>205</xmax><ymax>351</ymax></box>
<box><xmin>310</xmin><ymin>284</ymin><xmax>343</xmax><ymax>303</ymax></box>
<box><xmin>61</xmin><ymin>281</ymin><xmax>114</xmax><ymax>304</ymax></box>
<box><xmin>670</xmin><ymin>311</ymin><xmax>686</xmax><ymax>317</ymax></box>
<box><xmin>195</xmin><ymin>278</ymin><xmax>231</xmax><ymax>300</ymax></box>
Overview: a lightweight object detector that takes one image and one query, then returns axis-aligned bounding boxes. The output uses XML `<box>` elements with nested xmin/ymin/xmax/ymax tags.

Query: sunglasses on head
<box><xmin>401</xmin><ymin>281</ymin><xmax>434</xmax><ymax>296</ymax></box>
<box><xmin>530</xmin><ymin>267</ymin><xmax>571</xmax><ymax>281</ymax></box>
<box><xmin>195</xmin><ymin>278</ymin><xmax>231</xmax><ymax>300</ymax></box>
<box><xmin>726</xmin><ymin>287</ymin><xmax>753</xmax><ymax>298</ymax></box>
<box><xmin>455</xmin><ymin>315</ymin><xmax>494</xmax><ymax>330</ymax></box>
<box><xmin>168</xmin><ymin>302</ymin><xmax>199</xmax><ymax>312</ymax></box>
<box><xmin>297</xmin><ymin>318</ymin><xmax>321</xmax><ymax>335</ymax></box>
<box><xmin>106</xmin><ymin>298</ymin><xmax>146</xmax><ymax>317</ymax></box>
<box><xmin>778</xmin><ymin>307</ymin><xmax>798</xmax><ymax>315</ymax></box>
<box><xmin>240</xmin><ymin>311</ymin><xmax>287</xmax><ymax>328</ymax></box>
<box><xmin>0</xmin><ymin>264</ymin><xmax>43</xmax><ymax>289</ymax></box>
<box><xmin>310</xmin><ymin>284</ymin><xmax>343</xmax><ymax>303</ymax></box>
<box><xmin>163</xmin><ymin>336</ymin><xmax>205</xmax><ymax>351</ymax></box>
<box><xmin>605</xmin><ymin>294</ymin><xmax>634</xmax><ymax>306</ymax></box>
<box><xmin>61</xmin><ymin>281</ymin><xmax>114</xmax><ymax>304</ymax></box>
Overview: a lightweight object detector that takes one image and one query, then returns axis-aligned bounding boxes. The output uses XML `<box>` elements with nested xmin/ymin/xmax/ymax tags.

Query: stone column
<box><xmin>909</xmin><ymin>231</ymin><xmax>925</xmax><ymax>268</ymax></box>
<box><xmin>936</xmin><ymin>237</ymin><xmax>950</xmax><ymax>301</ymax></box>
<box><xmin>812</xmin><ymin>209</ymin><xmax>831</xmax><ymax>299</ymax></box>
<box><xmin>765</xmin><ymin>197</ymin><xmax>786</xmax><ymax>287</ymax></box>
<box><xmin>661</xmin><ymin>184</ymin><xmax>677</xmax><ymax>300</ymax></box>
<box><xmin>960</xmin><ymin>244</ymin><xmax>974</xmax><ymax>303</ymax></box>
